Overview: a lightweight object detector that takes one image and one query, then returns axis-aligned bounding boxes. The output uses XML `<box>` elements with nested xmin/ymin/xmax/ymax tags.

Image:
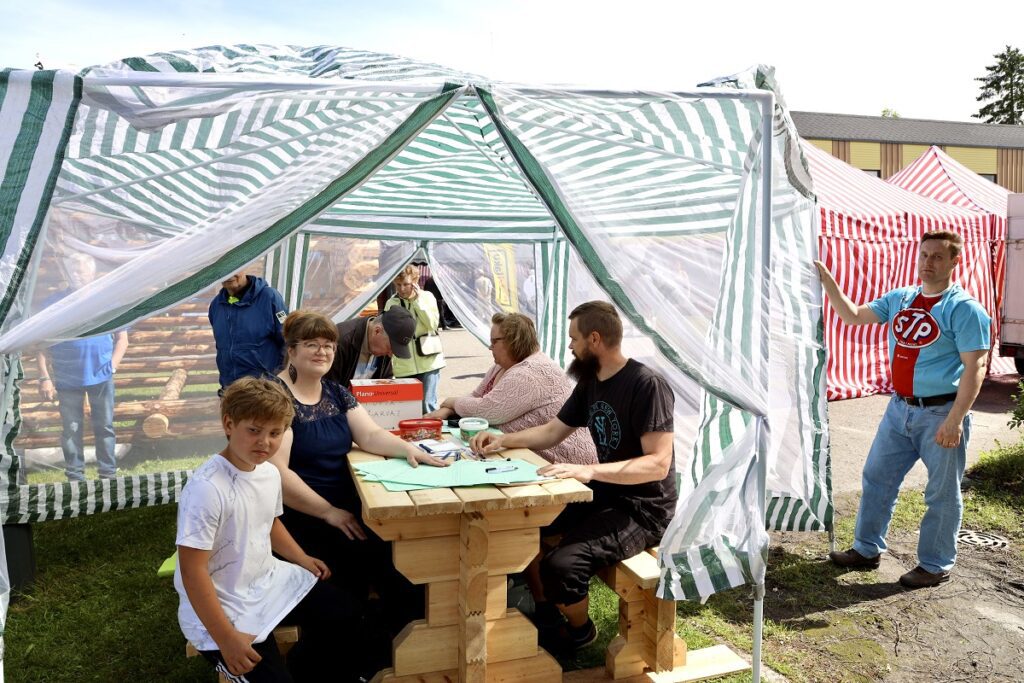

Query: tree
<box><xmin>974</xmin><ymin>45</ymin><xmax>1024</xmax><ymax>125</ymax></box>
<box><xmin>881</xmin><ymin>108</ymin><xmax>901</xmax><ymax>119</ymax></box>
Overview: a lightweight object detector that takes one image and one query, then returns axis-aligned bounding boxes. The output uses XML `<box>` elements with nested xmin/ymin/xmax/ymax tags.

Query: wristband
<box><xmin>40</xmin><ymin>378</ymin><xmax>52</xmax><ymax>384</ymax></box>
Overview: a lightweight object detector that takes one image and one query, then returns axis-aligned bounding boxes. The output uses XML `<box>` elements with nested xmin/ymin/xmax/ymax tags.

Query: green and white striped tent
<box><xmin>0</xmin><ymin>45</ymin><xmax>829</xmax><ymax>652</ymax></box>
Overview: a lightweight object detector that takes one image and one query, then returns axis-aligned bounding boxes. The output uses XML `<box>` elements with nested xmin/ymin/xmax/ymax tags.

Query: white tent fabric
<box><xmin>0</xmin><ymin>47</ymin><xmax>829</xmax><ymax>636</ymax></box>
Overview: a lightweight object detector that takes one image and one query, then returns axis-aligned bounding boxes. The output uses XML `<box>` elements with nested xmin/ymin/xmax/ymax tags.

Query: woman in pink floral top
<box><xmin>426</xmin><ymin>313</ymin><xmax>597</xmax><ymax>465</ymax></box>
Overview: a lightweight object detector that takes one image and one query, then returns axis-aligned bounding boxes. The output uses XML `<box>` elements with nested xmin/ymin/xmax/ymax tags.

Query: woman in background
<box><xmin>385</xmin><ymin>265</ymin><xmax>446</xmax><ymax>413</ymax></box>
<box><xmin>426</xmin><ymin>312</ymin><xmax>596</xmax><ymax>465</ymax></box>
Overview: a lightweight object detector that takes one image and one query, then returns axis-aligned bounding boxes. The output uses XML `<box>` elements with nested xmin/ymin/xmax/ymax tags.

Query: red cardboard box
<box><xmin>349</xmin><ymin>378</ymin><xmax>423</xmax><ymax>429</ymax></box>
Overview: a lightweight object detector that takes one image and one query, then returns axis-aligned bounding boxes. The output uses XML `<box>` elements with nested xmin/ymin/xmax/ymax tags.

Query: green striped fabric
<box><xmin>537</xmin><ymin>238</ymin><xmax>571</xmax><ymax>368</ymax></box>
<box><xmin>0</xmin><ymin>49</ymin><xmax>830</xmax><ymax>608</ymax></box>
<box><xmin>9</xmin><ymin>472</ymin><xmax>191</xmax><ymax>523</ymax></box>
<box><xmin>0</xmin><ymin>70</ymin><xmax>81</xmax><ymax>525</ymax></box>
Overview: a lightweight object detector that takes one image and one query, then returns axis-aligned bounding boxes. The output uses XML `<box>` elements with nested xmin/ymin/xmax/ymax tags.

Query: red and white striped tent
<box><xmin>803</xmin><ymin>142</ymin><xmax>996</xmax><ymax>400</ymax></box>
<box><xmin>886</xmin><ymin>146</ymin><xmax>1012</xmax><ymax>374</ymax></box>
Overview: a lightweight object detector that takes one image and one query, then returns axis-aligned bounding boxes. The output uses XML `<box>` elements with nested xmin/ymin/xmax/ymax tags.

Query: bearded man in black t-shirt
<box><xmin>470</xmin><ymin>301</ymin><xmax>676</xmax><ymax>652</ymax></box>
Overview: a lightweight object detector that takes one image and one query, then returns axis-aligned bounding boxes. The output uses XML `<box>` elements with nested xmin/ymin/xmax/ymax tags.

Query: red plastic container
<box><xmin>398</xmin><ymin>418</ymin><xmax>443</xmax><ymax>442</ymax></box>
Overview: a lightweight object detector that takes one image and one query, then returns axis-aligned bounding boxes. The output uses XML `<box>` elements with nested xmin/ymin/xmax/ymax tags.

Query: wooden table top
<box><xmin>349</xmin><ymin>447</ymin><xmax>592</xmax><ymax>521</ymax></box>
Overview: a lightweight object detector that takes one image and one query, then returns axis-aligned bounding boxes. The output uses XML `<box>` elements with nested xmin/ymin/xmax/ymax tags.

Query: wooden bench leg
<box><xmin>599</xmin><ymin>565</ymin><xmax>647</xmax><ymax>680</ymax></box>
<box><xmin>644</xmin><ymin>591</ymin><xmax>686</xmax><ymax>672</ymax></box>
<box><xmin>600</xmin><ymin>547</ymin><xmax>688</xmax><ymax>679</ymax></box>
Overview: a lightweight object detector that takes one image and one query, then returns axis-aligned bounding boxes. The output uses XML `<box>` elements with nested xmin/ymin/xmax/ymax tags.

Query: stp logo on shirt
<box><xmin>892</xmin><ymin>307</ymin><xmax>941</xmax><ymax>348</ymax></box>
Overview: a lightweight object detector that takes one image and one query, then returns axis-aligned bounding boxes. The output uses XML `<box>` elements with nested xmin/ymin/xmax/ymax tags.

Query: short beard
<box><xmin>566</xmin><ymin>353</ymin><xmax>599</xmax><ymax>382</ymax></box>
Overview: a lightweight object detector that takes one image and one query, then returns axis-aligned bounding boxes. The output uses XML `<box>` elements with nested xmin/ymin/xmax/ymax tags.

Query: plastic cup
<box><xmin>458</xmin><ymin>417</ymin><xmax>489</xmax><ymax>442</ymax></box>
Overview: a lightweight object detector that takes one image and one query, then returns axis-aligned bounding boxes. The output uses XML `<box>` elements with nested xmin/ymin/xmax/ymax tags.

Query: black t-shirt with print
<box><xmin>557</xmin><ymin>358</ymin><xmax>676</xmax><ymax>532</ymax></box>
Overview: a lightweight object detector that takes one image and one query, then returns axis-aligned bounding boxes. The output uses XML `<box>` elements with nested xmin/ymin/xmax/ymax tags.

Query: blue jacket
<box><xmin>208</xmin><ymin>276</ymin><xmax>287</xmax><ymax>388</ymax></box>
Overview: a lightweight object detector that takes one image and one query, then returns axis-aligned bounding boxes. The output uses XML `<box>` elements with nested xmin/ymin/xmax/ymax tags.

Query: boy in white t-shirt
<box><xmin>175</xmin><ymin>377</ymin><xmax>361</xmax><ymax>682</ymax></box>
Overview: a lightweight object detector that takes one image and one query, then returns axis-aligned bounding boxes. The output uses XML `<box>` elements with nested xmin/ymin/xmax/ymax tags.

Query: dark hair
<box><xmin>491</xmin><ymin>312</ymin><xmax>540</xmax><ymax>363</ymax></box>
<box><xmin>282</xmin><ymin>310</ymin><xmax>338</xmax><ymax>347</ymax></box>
<box><xmin>220</xmin><ymin>376</ymin><xmax>294</xmax><ymax>427</ymax></box>
<box><xmin>568</xmin><ymin>301</ymin><xmax>622</xmax><ymax>347</ymax></box>
<box><xmin>921</xmin><ymin>230</ymin><xmax>963</xmax><ymax>258</ymax></box>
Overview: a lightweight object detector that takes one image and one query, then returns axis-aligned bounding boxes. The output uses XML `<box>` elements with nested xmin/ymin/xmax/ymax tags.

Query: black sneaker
<box><xmin>540</xmin><ymin>618</ymin><xmax>598</xmax><ymax>654</ymax></box>
<box><xmin>529</xmin><ymin>601</ymin><xmax>565</xmax><ymax>631</ymax></box>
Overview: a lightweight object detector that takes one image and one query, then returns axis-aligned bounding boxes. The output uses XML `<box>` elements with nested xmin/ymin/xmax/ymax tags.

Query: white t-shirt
<box><xmin>173</xmin><ymin>455</ymin><xmax>316</xmax><ymax>651</ymax></box>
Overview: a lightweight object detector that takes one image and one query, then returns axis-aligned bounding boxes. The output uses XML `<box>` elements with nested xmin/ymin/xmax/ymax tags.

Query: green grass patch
<box><xmin>116</xmin><ymin>383</ymin><xmax>219</xmax><ymax>400</ymax></box>
<box><xmin>883</xmin><ymin>441</ymin><xmax>1024</xmax><ymax>551</ymax></box>
<box><xmin>25</xmin><ymin>454</ymin><xmax>208</xmax><ymax>485</ymax></box>
<box><xmin>5</xmin><ymin>505</ymin><xmax>212</xmax><ymax>682</ymax></box>
<box><xmin>12</xmin><ymin>440</ymin><xmax>1022</xmax><ymax>682</ymax></box>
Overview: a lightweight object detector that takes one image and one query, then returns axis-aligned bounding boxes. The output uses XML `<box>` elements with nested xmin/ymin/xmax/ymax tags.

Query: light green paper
<box><xmin>355</xmin><ymin>458</ymin><xmax>544</xmax><ymax>490</ymax></box>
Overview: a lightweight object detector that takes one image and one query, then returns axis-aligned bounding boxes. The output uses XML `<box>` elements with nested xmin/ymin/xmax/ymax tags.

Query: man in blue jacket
<box><xmin>209</xmin><ymin>271</ymin><xmax>287</xmax><ymax>392</ymax></box>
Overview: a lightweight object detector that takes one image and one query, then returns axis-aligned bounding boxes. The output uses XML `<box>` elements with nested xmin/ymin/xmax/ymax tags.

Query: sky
<box><xmin>2</xmin><ymin>0</ymin><xmax>1023</xmax><ymax>123</ymax></box>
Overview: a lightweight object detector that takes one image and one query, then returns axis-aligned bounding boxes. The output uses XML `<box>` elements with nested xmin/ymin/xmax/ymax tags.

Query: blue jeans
<box><xmin>412</xmin><ymin>369</ymin><xmax>441</xmax><ymax>414</ymax></box>
<box><xmin>853</xmin><ymin>395</ymin><xmax>970</xmax><ymax>574</ymax></box>
<box><xmin>57</xmin><ymin>379</ymin><xmax>117</xmax><ymax>481</ymax></box>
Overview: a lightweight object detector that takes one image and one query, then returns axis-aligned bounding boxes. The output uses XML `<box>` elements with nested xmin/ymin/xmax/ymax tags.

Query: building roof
<box><xmin>792</xmin><ymin>111</ymin><xmax>1024</xmax><ymax>149</ymax></box>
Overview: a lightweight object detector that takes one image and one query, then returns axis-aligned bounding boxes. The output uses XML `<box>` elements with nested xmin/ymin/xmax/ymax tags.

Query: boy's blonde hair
<box><xmin>220</xmin><ymin>377</ymin><xmax>295</xmax><ymax>427</ymax></box>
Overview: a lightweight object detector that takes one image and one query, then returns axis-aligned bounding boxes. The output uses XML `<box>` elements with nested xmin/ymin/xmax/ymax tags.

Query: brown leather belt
<box><xmin>896</xmin><ymin>393</ymin><xmax>957</xmax><ymax>407</ymax></box>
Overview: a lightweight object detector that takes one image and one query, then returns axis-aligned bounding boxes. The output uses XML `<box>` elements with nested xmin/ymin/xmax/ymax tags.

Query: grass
<box><xmin>116</xmin><ymin>383</ymin><xmax>220</xmax><ymax>399</ymax></box>
<box><xmin>6</xmin><ymin>505</ymin><xmax>211</xmax><ymax>682</ymax></box>
<box><xmin>25</xmin><ymin>454</ymin><xmax>209</xmax><ymax>485</ymax></box>
<box><xmin>7</xmin><ymin>438</ymin><xmax>1024</xmax><ymax>683</ymax></box>
<box><xmin>884</xmin><ymin>441</ymin><xmax>1024</xmax><ymax>551</ymax></box>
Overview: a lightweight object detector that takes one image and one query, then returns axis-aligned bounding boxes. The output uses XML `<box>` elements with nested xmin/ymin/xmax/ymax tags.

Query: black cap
<box><xmin>380</xmin><ymin>307</ymin><xmax>415</xmax><ymax>359</ymax></box>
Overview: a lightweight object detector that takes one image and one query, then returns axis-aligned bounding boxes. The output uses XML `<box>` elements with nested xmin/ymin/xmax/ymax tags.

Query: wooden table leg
<box><xmin>374</xmin><ymin>506</ymin><xmax>565</xmax><ymax>682</ymax></box>
<box><xmin>460</xmin><ymin>511</ymin><xmax>489</xmax><ymax>682</ymax></box>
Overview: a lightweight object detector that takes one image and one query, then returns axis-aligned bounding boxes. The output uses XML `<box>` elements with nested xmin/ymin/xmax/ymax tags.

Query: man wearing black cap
<box><xmin>327</xmin><ymin>307</ymin><xmax>417</xmax><ymax>388</ymax></box>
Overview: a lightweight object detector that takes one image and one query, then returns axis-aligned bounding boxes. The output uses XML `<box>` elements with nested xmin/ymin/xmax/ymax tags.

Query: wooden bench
<box><xmin>596</xmin><ymin>547</ymin><xmax>687</xmax><ymax>680</ymax></box>
<box><xmin>185</xmin><ymin>625</ymin><xmax>300</xmax><ymax>682</ymax></box>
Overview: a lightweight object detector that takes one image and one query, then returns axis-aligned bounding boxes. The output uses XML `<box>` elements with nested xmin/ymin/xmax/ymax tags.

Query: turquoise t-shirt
<box><xmin>867</xmin><ymin>284</ymin><xmax>990</xmax><ymax>397</ymax></box>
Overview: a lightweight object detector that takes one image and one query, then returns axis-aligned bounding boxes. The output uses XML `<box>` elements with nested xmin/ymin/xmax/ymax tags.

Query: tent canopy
<box><xmin>0</xmin><ymin>47</ymin><xmax>828</xmax><ymax>611</ymax></box>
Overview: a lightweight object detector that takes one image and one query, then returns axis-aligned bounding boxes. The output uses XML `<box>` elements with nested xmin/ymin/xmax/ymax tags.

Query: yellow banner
<box><xmin>482</xmin><ymin>244</ymin><xmax>518</xmax><ymax>312</ymax></box>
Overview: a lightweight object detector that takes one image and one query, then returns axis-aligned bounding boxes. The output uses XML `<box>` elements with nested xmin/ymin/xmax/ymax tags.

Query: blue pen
<box><xmin>485</xmin><ymin>465</ymin><xmax>516</xmax><ymax>473</ymax></box>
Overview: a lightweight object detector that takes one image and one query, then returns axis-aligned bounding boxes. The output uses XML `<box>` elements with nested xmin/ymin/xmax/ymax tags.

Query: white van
<box><xmin>1003</xmin><ymin>194</ymin><xmax>1024</xmax><ymax>376</ymax></box>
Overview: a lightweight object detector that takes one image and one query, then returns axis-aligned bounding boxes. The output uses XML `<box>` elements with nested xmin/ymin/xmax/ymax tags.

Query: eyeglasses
<box><xmin>488</xmin><ymin>336</ymin><xmax>505</xmax><ymax>349</ymax></box>
<box><xmin>299</xmin><ymin>341</ymin><xmax>336</xmax><ymax>354</ymax></box>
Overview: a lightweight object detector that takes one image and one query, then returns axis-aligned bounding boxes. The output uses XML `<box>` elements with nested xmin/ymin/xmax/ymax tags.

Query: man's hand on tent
<box><xmin>813</xmin><ymin>259</ymin><xmax>881</xmax><ymax>326</ymax></box>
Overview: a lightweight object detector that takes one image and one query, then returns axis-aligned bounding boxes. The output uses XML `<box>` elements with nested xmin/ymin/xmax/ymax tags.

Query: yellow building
<box><xmin>793</xmin><ymin>112</ymin><xmax>1024</xmax><ymax>192</ymax></box>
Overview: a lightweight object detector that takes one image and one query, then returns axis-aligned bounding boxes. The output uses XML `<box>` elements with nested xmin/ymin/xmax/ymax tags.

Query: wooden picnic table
<box><xmin>348</xmin><ymin>446</ymin><xmax>593</xmax><ymax>683</ymax></box>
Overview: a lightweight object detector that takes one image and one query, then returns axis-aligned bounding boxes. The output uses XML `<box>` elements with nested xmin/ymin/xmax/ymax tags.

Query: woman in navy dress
<box><xmin>268</xmin><ymin>311</ymin><xmax>446</xmax><ymax>641</ymax></box>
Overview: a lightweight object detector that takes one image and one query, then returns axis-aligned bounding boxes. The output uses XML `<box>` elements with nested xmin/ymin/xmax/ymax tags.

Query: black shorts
<box><xmin>539</xmin><ymin>501</ymin><xmax>660</xmax><ymax>605</ymax></box>
<box><xmin>200</xmin><ymin>581</ymin><xmax>363</xmax><ymax>682</ymax></box>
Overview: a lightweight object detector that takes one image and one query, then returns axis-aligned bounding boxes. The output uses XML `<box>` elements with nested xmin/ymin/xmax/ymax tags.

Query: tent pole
<box><xmin>754</xmin><ymin>92</ymin><xmax>774</xmax><ymax>683</ymax></box>
<box><xmin>753</xmin><ymin>582</ymin><xmax>766</xmax><ymax>682</ymax></box>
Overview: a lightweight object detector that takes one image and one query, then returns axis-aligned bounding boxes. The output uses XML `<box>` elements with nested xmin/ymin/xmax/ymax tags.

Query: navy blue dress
<box><xmin>285</xmin><ymin>379</ymin><xmax>360</xmax><ymax>512</ymax></box>
<box><xmin>277</xmin><ymin>378</ymin><xmax>423</xmax><ymax>637</ymax></box>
